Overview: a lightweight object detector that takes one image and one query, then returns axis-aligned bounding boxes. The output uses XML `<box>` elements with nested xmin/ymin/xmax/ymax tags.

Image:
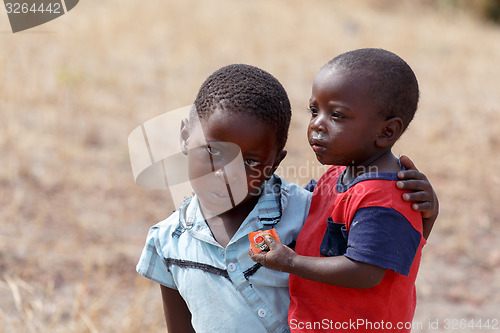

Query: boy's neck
<box><xmin>342</xmin><ymin>150</ymin><xmax>400</xmax><ymax>185</ymax></box>
<box><xmin>201</xmin><ymin>195</ymin><xmax>260</xmax><ymax>248</ymax></box>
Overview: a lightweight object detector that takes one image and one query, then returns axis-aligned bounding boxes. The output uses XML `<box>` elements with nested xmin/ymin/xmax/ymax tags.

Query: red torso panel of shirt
<box><xmin>289</xmin><ymin>165</ymin><xmax>425</xmax><ymax>333</ymax></box>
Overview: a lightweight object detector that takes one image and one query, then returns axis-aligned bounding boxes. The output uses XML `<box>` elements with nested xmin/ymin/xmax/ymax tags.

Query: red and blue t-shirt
<box><xmin>289</xmin><ymin>165</ymin><xmax>425</xmax><ymax>332</ymax></box>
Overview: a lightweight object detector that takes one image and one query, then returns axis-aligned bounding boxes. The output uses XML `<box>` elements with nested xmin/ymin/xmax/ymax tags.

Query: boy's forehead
<box><xmin>201</xmin><ymin>106</ymin><xmax>252</xmax><ymax>124</ymax></box>
<box><xmin>193</xmin><ymin>108</ymin><xmax>280</xmax><ymax>151</ymax></box>
<box><xmin>319</xmin><ymin>65</ymin><xmax>367</xmax><ymax>82</ymax></box>
<box><xmin>315</xmin><ymin>66</ymin><xmax>359</xmax><ymax>91</ymax></box>
<box><xmin>199</xmin><ymin>107</ymin><xmax>266</xmax><ymax>133</ymax></box>
<box><xmin>313</xmin><ymin>67</ymin><xmax>383</xmax><ymax>115</ymax></box>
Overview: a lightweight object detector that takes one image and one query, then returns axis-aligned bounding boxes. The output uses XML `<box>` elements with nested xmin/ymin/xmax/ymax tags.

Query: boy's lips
<box><xmin>198</xmin><ymin>186</ymin><xmax>229</xmax><ymax>199</ymax></box>
<box><xmin>310</xmin><ymin>139</ymin><xmax>327</xmax><ymax>153</ymax></box>
<box><xmin>210</xmin><ymin>191</ymin><xmax>229</xmax><ymax>199</ymax></box>
<box><xmin>200</xmin><ymin>190</ymin><xmax>233</xmax><ymax>210</ymax></box>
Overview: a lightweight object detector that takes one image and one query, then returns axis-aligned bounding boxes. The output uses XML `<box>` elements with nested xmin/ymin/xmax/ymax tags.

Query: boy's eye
<box><xmin>206</xmin><ymin>146</ymin><xmax>221</xmax><ymax>156</ymax></box>
<box><xmin>331</xmin><ymin>111</ymin><xmax>345</xmax><ymax>119</ymax></box>
<box><xmin>245</xmin><ymin>159</ymin><xmax>261</xmax><ymax>168</ymax></box>
<box><xmin>307</xmin><ymin>107</ymin><xmax>318</xmax><ymax>115</ymax></box>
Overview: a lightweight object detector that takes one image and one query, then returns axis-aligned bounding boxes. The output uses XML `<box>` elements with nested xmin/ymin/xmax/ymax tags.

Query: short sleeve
<box><xmin>303</xmin><ymin>179</ymin><xmax>317</xmax><ymax>192</ymax></box>
<box><xmin>344</xmin><ymin>207</ymin><xmax>422</xmax><ymax>276</ymax></box>
<box><xmin>136</xmin><ymin>226</ymin><xmax>177</xmax><ymax>289</ymax></box>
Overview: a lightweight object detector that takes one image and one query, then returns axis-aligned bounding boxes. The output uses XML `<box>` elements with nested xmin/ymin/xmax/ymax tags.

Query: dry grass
<box><xmin>1</xmin><ymin>1</ymin><xmax>499</xmax><ymax>332</ymax></box>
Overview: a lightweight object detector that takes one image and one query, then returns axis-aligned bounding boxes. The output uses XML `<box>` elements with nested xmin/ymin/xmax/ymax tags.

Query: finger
<box><xmin>263</xmin><ymin>235</ymin><xmax>276</xmax><ymax>249</ymax></box>
<box><xmin>397</xmin><ymin>170</ymin><xmax>427</xmax><ymax>181</ymax></box>
<box><xmin>248</xmin><ymin>248</ymin><xmax>265</xmax><ymax>263</ymax></box>
<box><xmin>411</xmin><ymin>201</ymin><xmax>434</xmax><ymax>216</ymax></box>
<box><xmin>399</xmin><ymin>155</ymin><xmax>418</xmax><ymax>171</ymax></box>
<box><xmin>401</xmin><ymin>191</ymin><xmax>433</xmax><ymax>203</ymax></box>
<box><xmin>397</xmin><ymin>179</ymin><xmax>430</xmax><ymax>192</ymax></box>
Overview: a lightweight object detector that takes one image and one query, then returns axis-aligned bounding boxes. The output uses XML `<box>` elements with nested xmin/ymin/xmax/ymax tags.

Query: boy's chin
<box><xmin>314</xmin><ymin>153</ymin><xmax>349</xmax><ymax>166</ymax></box>
<box><xmin>195</xmin><ymin>191</ymin><xmax>243</xmax><ymax>218</ymax></box>
<box><xmin>197</xmin><ymin>192</ymin><xmax>260</xmax><ymax>219</ymax></box>
<box><xmin>314</xmin><ymin>154</ymin><xmax>331</xmax><ymax>166</ymax></box>
<box><xmin>198</xmin><ymin>198</ymin><xmax>234</xmax><ymax>219</ymax></box>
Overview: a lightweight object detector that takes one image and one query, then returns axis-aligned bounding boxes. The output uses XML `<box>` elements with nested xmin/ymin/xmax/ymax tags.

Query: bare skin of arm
<box><xmin>160</xmin><ymin>285</ymin><xmax>195</xmax><ymax>333</ymax></box>
<box><xmin>249</xmin><ymin>236</ymin><xmax>385</xmax><ymax>289</ymax></box>
<box><xmin>397</xmin><ymin>155</ymin><xmax>439</xmax><ymax>240</ymax></box>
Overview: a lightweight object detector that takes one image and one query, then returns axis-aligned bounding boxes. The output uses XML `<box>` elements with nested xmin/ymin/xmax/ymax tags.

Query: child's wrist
<box><xmin>286</xmin><ymin>251</ymin><xmax>298</xmax><ymax>274</ymax></box>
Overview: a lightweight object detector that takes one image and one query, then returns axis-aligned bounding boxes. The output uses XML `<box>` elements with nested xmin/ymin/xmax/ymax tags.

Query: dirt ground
<box><xmin>1</xmin><ymin>1</ymin><xmax>499</xmax><ymax>332</ymax></box>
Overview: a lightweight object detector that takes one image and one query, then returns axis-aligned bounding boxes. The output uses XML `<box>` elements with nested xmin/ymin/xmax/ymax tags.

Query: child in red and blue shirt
<box><xmin>250</xmin><ymin>48</ymin><xmax>435</xmax><ymax>332</ymax></box>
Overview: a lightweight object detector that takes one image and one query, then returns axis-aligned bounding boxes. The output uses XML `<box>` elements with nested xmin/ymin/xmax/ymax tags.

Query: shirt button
<box><xmin>227</xmin><ymin>263</ymin><xmax>237</xmax><ymax>272</ymax></box>
<box><xmin>258</xmin><ymin>309</ymin><xmax>267</xmax><ymax>317</ymax></box>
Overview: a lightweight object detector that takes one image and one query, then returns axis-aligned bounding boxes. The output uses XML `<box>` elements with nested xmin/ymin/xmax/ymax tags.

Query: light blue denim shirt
<box><xmin>137</xmin><ymin>175</ymin><xmax>311</xmax><ymax>332</ymax></box>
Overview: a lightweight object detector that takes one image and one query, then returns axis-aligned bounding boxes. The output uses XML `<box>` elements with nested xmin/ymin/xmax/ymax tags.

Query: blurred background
<box><xmin>1</xmin><ymin>0</ymin><xmax>499</xmax><ymax>332</ymax></box>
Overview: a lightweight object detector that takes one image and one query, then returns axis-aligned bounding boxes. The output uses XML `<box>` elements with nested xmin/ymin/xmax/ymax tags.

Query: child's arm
<box><xmin>160</xmin><ymin>285</ymin><xmax>195</xmax><ymax>333</ymax></box>
<box><xmin>397</xmin><ymin>155</ymin><xmax>439</xmax><ymax>240</ymax></box>
<box><xmin>249</xmin><ymin>237</ymin><xmax>385</xmax><ymax>289</ymax></box>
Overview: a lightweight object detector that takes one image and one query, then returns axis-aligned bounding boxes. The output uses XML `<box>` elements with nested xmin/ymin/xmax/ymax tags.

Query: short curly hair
<box><xmin>325</xmin><ymin>48</ymin><xmax>419</xmax><ymax>131</ymax></box>
<box><xmin>191</xmin><ymin>64</ymin><xmax>291</xmax><ymax>151</ymax></box>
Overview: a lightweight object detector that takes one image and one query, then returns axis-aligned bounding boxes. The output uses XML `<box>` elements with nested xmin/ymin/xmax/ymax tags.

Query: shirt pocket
<box><xmin>319</xmin><ymin>217</ymin><xmax>348</xmax><ymax>257</ymax></box>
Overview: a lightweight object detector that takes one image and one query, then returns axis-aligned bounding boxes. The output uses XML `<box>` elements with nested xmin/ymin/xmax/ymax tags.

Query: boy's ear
<box><xmin>180</xmin><ymin>118</ymin><xmax>190</xmax><ymax>155</ymax></box>
<box><xmin>265</xmin><ymin>149</ymin><xmax>287</xmax><ymax>178</ymax></box>
<box><xmin>376</xmin><ymin>117</ymin><xmax>404</xmax><ymax>148</ymax></box>
<box><xmin>277</xmin><ymin>149</ymin><xmax>288</xmax><ymax>165</ymax></box>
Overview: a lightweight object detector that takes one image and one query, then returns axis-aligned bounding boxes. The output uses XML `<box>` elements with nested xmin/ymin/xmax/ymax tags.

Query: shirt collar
<box><xmin>255</xmin><ymin>175</ymin><xmax>283</xmax><ymax>226</ymax></box>
<box><xmin>178</xmin><ymin>196</ymin><xmax>202</xmax><ymax>229</ymax></box>
<box><xmin>336</xmin><ymin>167</ymin><xmax>402</xmax><ymax>193</ymax></box>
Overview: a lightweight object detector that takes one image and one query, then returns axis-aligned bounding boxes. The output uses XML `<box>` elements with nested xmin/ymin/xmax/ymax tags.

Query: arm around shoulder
<box><xmin>397</xmin><ymin>155</ymin><xmax>439</xmax><ymax>240</ymax></box>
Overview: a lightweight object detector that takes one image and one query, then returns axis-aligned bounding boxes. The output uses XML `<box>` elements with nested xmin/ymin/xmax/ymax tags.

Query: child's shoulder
<box><xmin>268</xmin><ymin>174</ymin><xmax>311</xmax><ymax>199</ymax></box>
<box><xmin>348</xmin><ymin>173</ymin><xmax>420</xmax><ymax>219</ymax></box>
<box><xmin>147</xmin><ymin>197</ymin><xmax>198</xmax><ymax>238</ymax></box>
<box><xmin>269</xmin><ymin>175</ymin><xmax>312</xmax><ymax>217</ymax></box>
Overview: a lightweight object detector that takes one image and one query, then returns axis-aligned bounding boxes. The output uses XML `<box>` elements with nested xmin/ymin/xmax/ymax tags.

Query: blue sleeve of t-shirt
<box><xmin>304</xmin><ymin>179</ymin><xmax>317</xmax><ymax>192</ymax></box>
<box><xmin>344</xmin><ymin>206</ymin><xmax>421</xmax><ymax>276</ymax></box>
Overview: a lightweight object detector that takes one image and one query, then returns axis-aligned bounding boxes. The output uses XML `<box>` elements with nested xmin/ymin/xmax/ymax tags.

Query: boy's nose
<box><xmin>213</xmin><ymin>157</ymin><xmax>247</xmax><ymax>184</ymax></box>
<box><xmin>214</xmin><ymin>165</ymin><xmax>240</xmax><ymax>184</ymax></box>
<box><xmin>309</xmin><ymin>114</ymin><xmax>327</xmax><ymax>132</ymax></box>
<box><xmin>214</xmin><ymin>168</ymin><xmax>227</xmax><ymax>182</ymax></box>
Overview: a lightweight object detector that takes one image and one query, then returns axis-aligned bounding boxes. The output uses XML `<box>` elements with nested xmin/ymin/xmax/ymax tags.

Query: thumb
<box><xmin>263</xmin><ymin>235</ymin><xmax>276</xmax><ymax>249</ymax></box>
<box><xmin>399</xmin><ymin>155</ymin><xmax>418</xmax><ymax>171</ymax></box>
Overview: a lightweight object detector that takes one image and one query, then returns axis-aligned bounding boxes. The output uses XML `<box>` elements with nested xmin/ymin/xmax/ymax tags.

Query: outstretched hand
<box><xmin>248</xmin><ymin>236</ymin><xmax>296</xmax><ymax>273</ymax></box>
<box><xmin>249</xmin><ymin>235</ymin><xmax>386</xmax><ymax>288</ymax></box>
<box><xmin>397</xmin><ymin>155</ymin><xmax>439</xmax><ymax>239</ymax></box>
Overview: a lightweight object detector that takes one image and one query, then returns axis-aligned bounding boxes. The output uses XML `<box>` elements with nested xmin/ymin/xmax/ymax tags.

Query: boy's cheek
<box><xmin>229</xmin><ymin>180</ymin><xmax>250</xmax><ymax>204</ymax></box>
<box><xmin>187</xmin><ymin>151</ymin><xmax>215</xmax><ymax>179</ymax></box>
<box><xmin>246</xmin><ymin>166</ymin><xmax>274</xmax><ymax>196</ymax></box>
<box><xmin>188</xmin><ymin>162</ymin><xmax>214</xmax><ymax>180</ymax></box>
<box><xmin>247</xmin><ymin>178</ymin><xmax>265</xmax><ymax>196</ymax></box>
<box><xmin>262</xmin><ymin>164</ymin><xmax>276</xmax><ymax>179</ymax></box>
